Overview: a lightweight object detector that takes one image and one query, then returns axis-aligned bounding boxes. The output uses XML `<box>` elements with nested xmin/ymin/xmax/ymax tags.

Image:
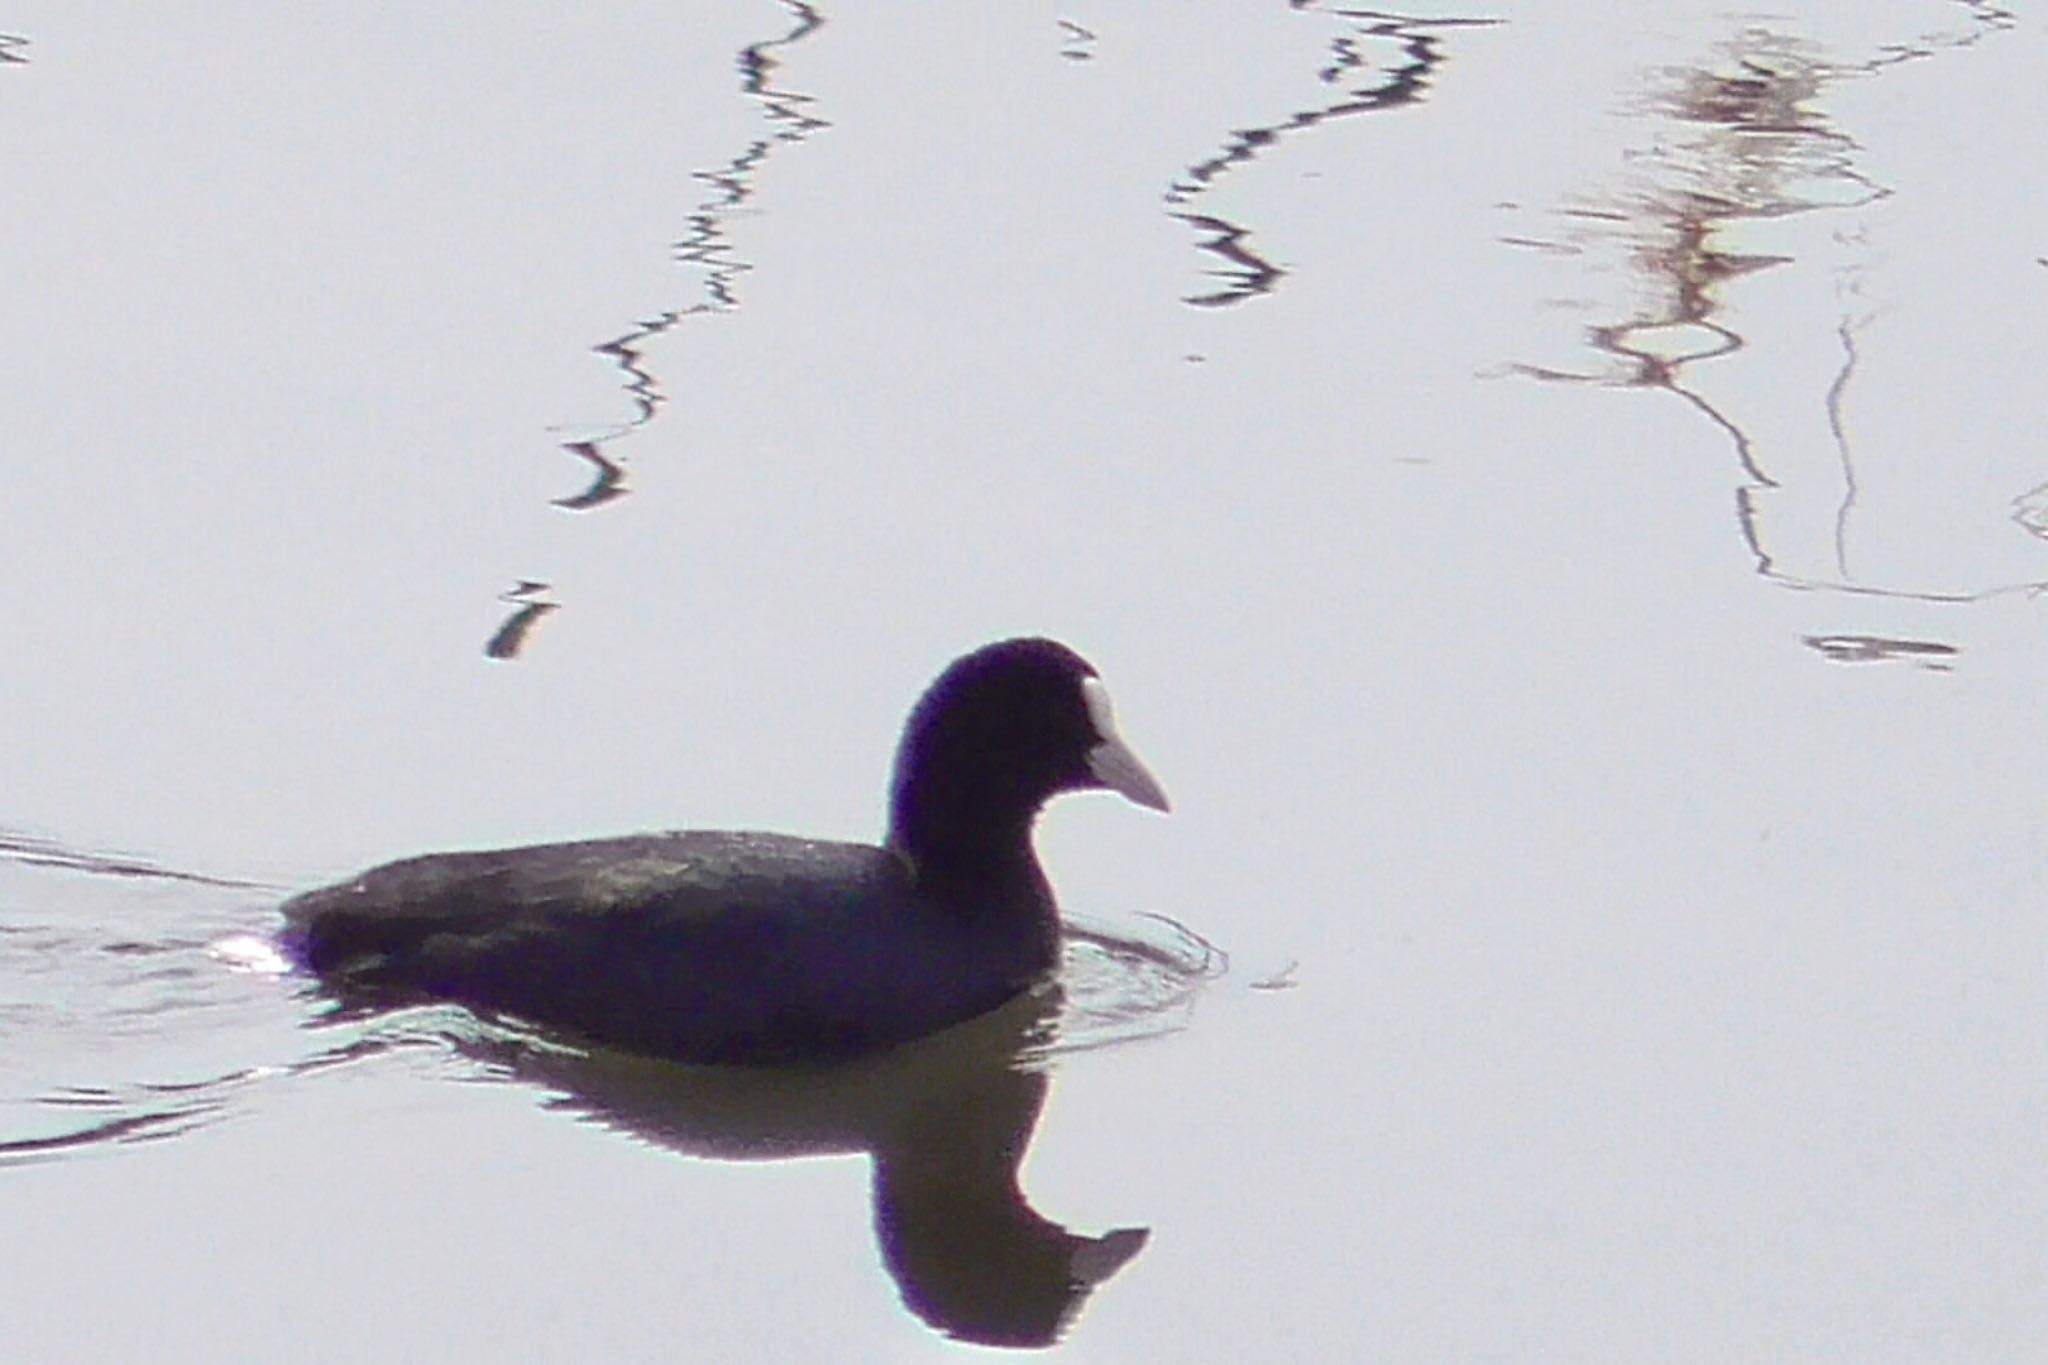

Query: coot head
<box><xmin>887</xmin><ymin>638</ymin><xmax>1168</xmax><ymax>872</ymax></box>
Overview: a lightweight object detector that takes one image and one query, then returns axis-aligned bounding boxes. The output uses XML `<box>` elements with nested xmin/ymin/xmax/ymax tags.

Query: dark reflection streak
<box><xmin>483</xmin><ymin>603</ymin><xmax>556</xmax><ymax>661</ymax></box>
<box><xmin>1166</xmin><ymin>28</ymin><xmax>1447</xmax><ymax>193</ymax></box>
<box><xmin>0</xmin><ymin>1106</ymin><xmax>225</xmax><ymax>1168</ymax></box>
<box><xmin>41</xmin><ymin>1089</ymin><xmax>127</xmax><ymax>1109</ymax></box>
<box><xmin>1826</xmin><ymin>317</ymin><xmax>1863</xmax><ymax>579</ymax></box>
<box><xmin>1056</xmin><ymin>19</ymin><xmax>1097</xmax><ymax>62</ymax></box>
<box><xmin>484</xmin><ymin>581</ymin><xmax>559</xmax><ymax>661</ymax></box>
<box><xmin>1803</xmin><ymin>634</ymin><xmax>1957</xmax><ymax>668</ymax></box>
<box><xmin>1169</xmin><ymin>213</ymin><xmax>1280</xmax><ymax>308</ymax></box>
<box><xmin>574</xmin><ymin>0</ymin><xmax>828</xmax><ymax>446</ymax></box>
<box><xmin>1508</xmin><ymin>326</ymin><xmax>1777</xmax><ymax>499</ymax></box>
<box><xmin>1673</xmin><ymin>375</ymin><xmax>1774</xmax><ymax>492</ymax></box>
<box><xmin>1863</xmin><ymin>0</ymin><xmax>2016</xmax><ymax>68</ymax></box>
<box><xmin>1178</xmin><ymin>214</ymin><xmax>1284</xmax><ymax>309</ymax></box>
<box><xmin>1250</xmin><ymin>960</ymin><xmax>1299</xmax><ymax>990</ymax></box>
<box><xmin>1166</xmin><ymin>7</ymin><xmax>1497</xmax><ymax>307</ymax></box>
<box><xmin>1772</xmin><ymin>574</ymin><xmax>2003</xmax><ymax>606</ymax></box>
<box><xmin>0</xmin><ymin>829</ymin><xmax>267</xmax><ymax>889</ymax></box>
<box><xmin>550</xmin><ymin>440</ymin><xmax>628</xmax><ymax>511</ymax></box>
<box><xmin>488</xmin><ymin>1</ymin><xmax>829</xmax><ymax>658</ymax></box>
<box><xmin>0</xmin><ymin>34</ymin><xmax>28</xmax><ymax>65</ymax></box>
<box><xmin>1498</xmin><ymin>236</ymin><xmax>1577</xmax><ymax>256</ymax></box>
<box><xmin>563</xmin><ymin>0</ymin><xmax>827</xmax><ymax>442</ymax></box>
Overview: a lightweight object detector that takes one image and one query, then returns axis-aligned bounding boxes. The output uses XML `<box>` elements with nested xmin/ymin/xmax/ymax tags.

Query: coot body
<box><xmin>281</xmin><ymin>638</ymin><xmax>1168</xmax><ymax>1064</ymax></box>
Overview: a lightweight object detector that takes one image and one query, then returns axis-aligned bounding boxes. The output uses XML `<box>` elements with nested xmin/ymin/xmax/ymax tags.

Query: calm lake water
<box><xmin>5</xmin><ymin>2</ymin><xmax>2046</xmax><ymax>1359</ymax></box>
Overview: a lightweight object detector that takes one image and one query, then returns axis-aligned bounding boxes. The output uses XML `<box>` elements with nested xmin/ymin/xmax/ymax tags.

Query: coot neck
<box><xmin>887</xmin><ymin>661</ymin><xmax>1073</xmax><ymax>919</ymax></box>
<box><xmin>888</xmin><ymin>799</ymin><xmax>1048</xmax><ymax>900</ymax></box>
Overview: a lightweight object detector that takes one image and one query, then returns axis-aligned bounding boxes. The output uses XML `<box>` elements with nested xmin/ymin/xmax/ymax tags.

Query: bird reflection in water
<box><xmin>465</xmin><ymin>984</ymin><xmax>1148</xmax><ymax>1350</ymax></box>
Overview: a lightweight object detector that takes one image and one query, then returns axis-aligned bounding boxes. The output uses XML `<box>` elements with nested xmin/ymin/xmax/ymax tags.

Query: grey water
<box><xmin>5</xmin><ymin>2</ymin><xmax>2047</xmax><ymax>1360</ymax></box>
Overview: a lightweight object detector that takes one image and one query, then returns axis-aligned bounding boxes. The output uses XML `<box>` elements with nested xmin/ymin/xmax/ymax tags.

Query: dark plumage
<box><xmin>280</xmin><ymin>638</ymin><xmax>1168</xmax><ymax>1063</ymax></box>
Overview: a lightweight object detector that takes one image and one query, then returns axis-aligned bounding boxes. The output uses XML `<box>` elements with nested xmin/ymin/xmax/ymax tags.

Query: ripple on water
<box><xmin>1036</xmin><ymin>912</ymin><xmax>1227</xmax><ymax>1061</ymax></box>
<box><xmin>3</xmin><ymin>844</ymin><xmax>1228</xmax><ymax>1171</ymax></box>
<box><xmin>0</xmin><ymin>839</ymin><xmax>327</xmax><ymax>1170</ymax></box>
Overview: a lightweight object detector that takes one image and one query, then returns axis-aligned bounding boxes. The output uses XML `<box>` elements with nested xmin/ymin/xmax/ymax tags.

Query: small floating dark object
<box><xmin>281</xmin><ymin>638</ymin><xmax>1169</xmax><ymax>1064</ymax></box>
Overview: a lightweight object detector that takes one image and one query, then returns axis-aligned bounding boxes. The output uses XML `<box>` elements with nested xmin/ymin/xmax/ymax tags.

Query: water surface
<box><xmin>5</xmin><ymin>2</ymin><xmax>2047</xmax><ymax>1359</ymax></box>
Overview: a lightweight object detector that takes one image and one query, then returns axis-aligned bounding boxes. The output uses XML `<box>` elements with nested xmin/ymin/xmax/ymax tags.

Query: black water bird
<box><xmin>281</xmin><ymin>638</ymin><xmax>1169</xmax><ymax>1063</ymax></box>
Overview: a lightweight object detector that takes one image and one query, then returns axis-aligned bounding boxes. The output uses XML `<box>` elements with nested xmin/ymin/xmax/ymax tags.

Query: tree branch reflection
<box><xmin>486</xmin><ymin>2</ymin><xmax>829</xmax><ymax>659</ymax></box>
<box><xmin>1166</xmin><ymin>6</ymin><xmax>1498</xmax><ymax>308</ymax></box>
<box><xmin>1504</xmin><ymin>14</ymin><xmax>2042</xmax><ymax>657</ymax></box>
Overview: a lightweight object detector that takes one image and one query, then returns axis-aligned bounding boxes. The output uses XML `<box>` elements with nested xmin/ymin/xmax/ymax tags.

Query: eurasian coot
<box><xmin>281</xmin><ymin>638</ymin><xmax>1168</xmax><ymax>1063</ymax></box>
